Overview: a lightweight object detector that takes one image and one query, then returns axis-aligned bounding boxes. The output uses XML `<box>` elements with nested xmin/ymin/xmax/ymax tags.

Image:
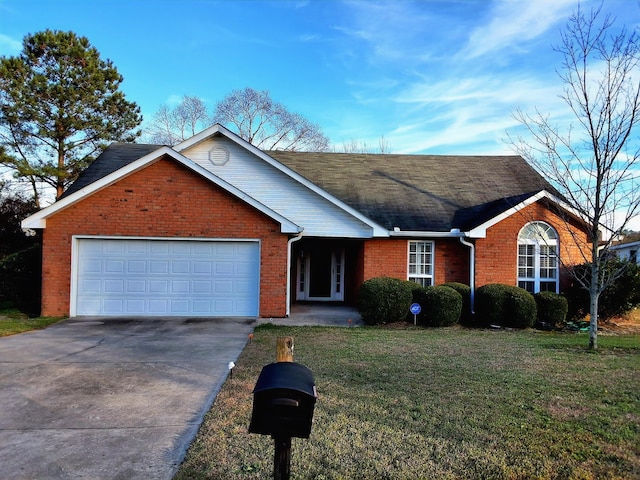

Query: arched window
<box><xmin>517</xmin><ymin>222</ymin><xmax>559</xmax><ymax>293</ymax></box>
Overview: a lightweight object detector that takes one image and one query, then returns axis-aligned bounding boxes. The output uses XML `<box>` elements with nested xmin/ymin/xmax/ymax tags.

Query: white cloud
<box><xmin>460</xmin><ymin>0</ymin><xmax>577</xmax><ymax>59</ymax></box>
<box><xmin>0</xmin><ymin>33</ymin><xmax>22</xmax><ymax>56</ymax></box>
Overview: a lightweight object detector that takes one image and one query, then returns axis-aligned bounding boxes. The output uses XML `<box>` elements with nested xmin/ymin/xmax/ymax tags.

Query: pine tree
<box><xmin>0</xmin><ymin>30</ymin><xmax>142</xmax><ymax>205</ymax></box>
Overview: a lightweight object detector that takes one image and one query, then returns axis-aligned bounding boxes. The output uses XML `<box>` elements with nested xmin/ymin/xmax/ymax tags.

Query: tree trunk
<box><xmin>589</xmin><ymin>263</ymin><xmax>599</xmax><ymax>350</ymax></box>
<box><xmin>56</xmin><ymin>146</ymin><xmax>65</xmax><ymax>199</ymax></box>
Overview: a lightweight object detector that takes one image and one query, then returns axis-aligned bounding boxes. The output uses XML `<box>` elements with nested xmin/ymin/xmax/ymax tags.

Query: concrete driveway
<box><xmin>0</xmin><ymin>316</ymin><xmax>254</xmax><ymax>480</ymax></box>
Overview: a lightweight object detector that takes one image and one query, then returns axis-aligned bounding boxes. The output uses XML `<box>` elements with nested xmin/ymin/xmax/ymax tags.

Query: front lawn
<box><xmin>0</xmin><ymin>309</ymin><xmax>64</xmax><ymax>336</ymax></box>
<box><xmin>176</xmin><ymin>326</ymin><xmax>640</xmax><ymax>479</ymax></box>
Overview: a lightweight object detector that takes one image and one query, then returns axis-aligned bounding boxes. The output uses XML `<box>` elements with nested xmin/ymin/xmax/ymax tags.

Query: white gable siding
<box><xmin>182</xmin><ymin>137</ymin><xmax>373</xmax><ymax>238</ymax></box>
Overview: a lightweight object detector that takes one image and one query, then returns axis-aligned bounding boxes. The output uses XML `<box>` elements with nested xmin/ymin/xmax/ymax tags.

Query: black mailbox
<box><xmin>249</xmin><ymin>362</ymin><xmax>317</xmax><ymax>439</ymax></box>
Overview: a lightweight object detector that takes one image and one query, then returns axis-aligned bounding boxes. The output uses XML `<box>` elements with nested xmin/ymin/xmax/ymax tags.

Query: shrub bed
<box><xmin>412</xmin><ymin>285</ymin><xmax>462</xmax><ymax>327</ymax></box>
<box><xmin>441</xmin><ymin>282</ymin><xmax>471</xmax><ymax>325</ymax></box>
<box><xmin>358</xmin><ymin>277</ymin><xmax>413</xmax><ymax>325</ymax></box>
<box><xmin>475</xmin><ymin>284</ymin><xmax>537</xmax><ymax>329</ymax></box>
<box><xmin>534</xmin><ymin>291</ymin><xmax>568</xmax><ymax>329</ymax></box>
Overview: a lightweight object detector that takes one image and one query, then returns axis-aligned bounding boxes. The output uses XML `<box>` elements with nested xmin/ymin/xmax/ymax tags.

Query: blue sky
<box><xmin>2</xmin><ymin>0</ymin><xmax>640</xmax><ymax>232</ymax></box>
<box><xmin>3</xmin><ymin>0</ymin><xmax>637</xmax><ymax>157</ymax></box>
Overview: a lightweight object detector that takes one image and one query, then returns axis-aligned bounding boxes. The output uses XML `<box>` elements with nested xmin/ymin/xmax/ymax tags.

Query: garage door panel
<box><xmin>76</xmin><ymin>239</ymin><xmax>259</xmax><ymax>317</ymax></box>
<box><xmin>105</xmin><ymin>280</ymin><xmax>125</xmax><ymax>293</ymax></box>
<box><xmin>104</xmin><ymin>299</ymin><xmax>125</xmax><ymax>314</ymax></box>
<box><xmin>150</xmin><ymin>261</ymin><xmax>169</xmax><ymax>274</ymax></box>
<box><xmin>127</xmin><ymin>299</ymin><xmax>145</xmax><ymax>314</ymax></box>
<box><xmin>172</xmin><ymin>261</ymin><xmax>190</xmax><ymax>274</ymax></box>
<box><xmin>171</xmin><ymin>280</ymin><xmax>189</xmax><ymax>294</ymax></box>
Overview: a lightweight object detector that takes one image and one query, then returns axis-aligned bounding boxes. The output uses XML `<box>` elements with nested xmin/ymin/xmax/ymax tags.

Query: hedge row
<box><xmin>359</xmin><ymin>277</ymin><xmax>571</xmax><ymax>329</ymax></box>
<box><xmin>358</xmin><ymin>277</ymin><xmax>464</xmax><ymax>326</ymax></box>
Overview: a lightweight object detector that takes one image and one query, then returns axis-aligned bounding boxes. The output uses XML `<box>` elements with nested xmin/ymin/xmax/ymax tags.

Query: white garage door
<box><xmin>75</xmin><ymin>238</ymin><xmax>260</xmax><ymax>317</ymax></box>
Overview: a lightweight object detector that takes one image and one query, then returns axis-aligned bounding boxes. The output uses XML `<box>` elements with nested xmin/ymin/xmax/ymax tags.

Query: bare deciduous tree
<box><xmin>145</xmin><ymin>95</ymin><xmax>211</xmax><ymax>145</ymax></box>
<box><xmin>337</xmin><ymin>135</ymin><xmax>392</xmax><ymax>154</ymax></box>
<box><xmin>509</xmin><ymin>4</ymin><xmax>640</xmax><ymax>349</ymax></box>
<box><xmin>213</xmin><ymin>87</ymin><xmax>329</xmax><ymax>151</ymax></box>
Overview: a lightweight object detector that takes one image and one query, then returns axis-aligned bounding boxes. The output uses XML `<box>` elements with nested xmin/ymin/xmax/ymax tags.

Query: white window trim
<box><xmin>408</xmin><ymin>240</ymin><xmax>435</xmax><ymax>287</ymax></box>
<box><xmin>517</xmin><ymin>222</ymin><xmax>559</xmax><ymax>293</ymax></box>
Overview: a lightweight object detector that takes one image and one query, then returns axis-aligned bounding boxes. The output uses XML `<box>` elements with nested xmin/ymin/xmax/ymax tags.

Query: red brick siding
<box><xmin>475</xmin><ymin>200</ymin><xmax>589</xmax><ymax>290</ymax></box>
<box><xmin>361</xmin><ymin>238</ymin><xmax>470</xmax><ymax>286</ymax></box>
<box><xmin>359</xmin><ymin>202</ymin><xmax>588</xmax><ymax>293</ymax></box>
<box><xmin>362</xmin><ymin>239</ymin><xmax>407</xmax><ymax>280</ymax></box>
<box><xmin>435</xmin><ymin>239</ymin><xmax>471</xmax><ymax>284</ymax></box>
<box><xmin>41</xmin><ymin>157</ymin><xmax>288</xmax><ymax>317</ymax></box>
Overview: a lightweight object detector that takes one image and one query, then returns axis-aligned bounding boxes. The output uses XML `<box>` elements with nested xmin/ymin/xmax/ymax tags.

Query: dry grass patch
<box><xmin>176</xmin><ymin>325</ymin><xmax>639</xmax><ymax>480</ymax></box>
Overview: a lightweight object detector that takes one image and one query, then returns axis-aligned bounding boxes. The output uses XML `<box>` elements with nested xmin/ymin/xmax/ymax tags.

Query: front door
<box><xmin>297</xmin><ymin>248</ymin><xmax>344</xmax><ymax>301</ymax></box>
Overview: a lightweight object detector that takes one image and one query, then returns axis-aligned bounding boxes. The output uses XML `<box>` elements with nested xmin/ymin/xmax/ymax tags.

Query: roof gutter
<box><xmin>388</xmin><ymin>228</ymin><xmax>467</xmax><ymax>238</ymax></box>
<box><xmin>455</xmin><ymin>232</ymin><xmax>476</xmax><ymax>315</ymax></box>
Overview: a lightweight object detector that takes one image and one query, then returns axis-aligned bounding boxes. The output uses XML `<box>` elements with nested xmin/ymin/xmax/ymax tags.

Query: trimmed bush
<box><xmin>412</xmin><ymin>285</ymin><xmax>462</xmax><ymax>327</ymax></box>
<box><xmin>475</xmin><ymin>284</ymin><xmax>537</xmax><ymax>329</ymax></box>
<box><xmin>441</xmin><ymin>282</ymin><xmax>471</xmax><ymax>325</ymax></box>
<box><xmin>534</xmin><ymin>291</ymin><xmax>568</xmax><ymax>329</ymax></box>
<box><xmin>474</xmin><ymin>284</ymin><xmax>504</xmax><ymax>327</ymax></box>
<box><xmin>358</xmin><ymin>277</ymin><xmax>413</xmax><ymax>325</ymax></box>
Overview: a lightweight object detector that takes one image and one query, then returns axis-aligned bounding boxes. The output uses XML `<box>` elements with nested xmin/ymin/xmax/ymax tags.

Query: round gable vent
<box><xmin>208</xmin><ymin>146</ymin><xmax>230</xmax><ymax>166</ymax></box>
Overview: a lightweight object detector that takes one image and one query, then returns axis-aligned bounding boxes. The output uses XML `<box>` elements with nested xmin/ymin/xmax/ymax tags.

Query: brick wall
<box><xmin>361</xmin><ymin>238</ymin><xmax>471</xmax><ymax>285</ymax></box>
<box><xmin>475</xmin><ymin>200</ymin><xmax>589</xmax><ymax>290</ymax></box>
<box><xmin>41</xmin><ymin>157</ymin><xmax>288</xmax><ymax>317</ymax></box>
<box><xmin>359</xmin><ymin>201</ymin><xmax>588</xmax><ymax>293</ymax></box>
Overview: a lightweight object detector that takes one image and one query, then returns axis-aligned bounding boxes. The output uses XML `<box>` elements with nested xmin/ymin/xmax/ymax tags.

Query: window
<box><xmin>408</xmin><ymin>241</ymin><xmax>434</xmax><ymax>286</ymax></box>
<box><xmin>517</xmin><ymin>222</ymin><xmax>559</xmax><ymax>293</ymax></box>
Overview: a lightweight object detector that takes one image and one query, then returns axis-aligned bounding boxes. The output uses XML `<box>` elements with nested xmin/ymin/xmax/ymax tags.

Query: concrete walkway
<box><xmin>0</xmin><ymin>317</ymin><xmax>254</xmax><ymax>480</ymax></box>
<box><xmin>260</xmin><ymin>304</ymin><xmax>363</xmax><ymax>327</ymax></box>
<box><xmin>0</xmin><ymin>306</ymin><xmax>361</xmax><ymax>479</ymax></box>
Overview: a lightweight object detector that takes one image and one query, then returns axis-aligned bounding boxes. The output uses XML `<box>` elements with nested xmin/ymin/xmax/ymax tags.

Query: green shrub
<box><xmin>441</xmin><ymin>282</ymin><xmax>471</xmax><ymax>325</ymax></box>
<box><xmin>506</xmin><ymin>287</ymin><xmax>537</xmax><ymax>329</ymax></box>
<box><xmin>358</xmin><ymin>277</ymin><xmax>413</xmax><ymax>325</ymax></box>
<box><xmin>565</xmin><ymin>259</ymin><xmax>640</xmax><ymax>320</ymax></box>
<box><xmin>412</xmin><ymin>285</ymin><xmax>462</xmax><ymax>327</ymax></box>
<box><xmin>475</xmin><ymin>284</ymin><xmax>537</xmax><ymax>329</ymax></box>
<box><xmin>474</xmin><ymin>284</ymin><xmax>503</xmax><ymax>327</ymax></box>
<box><xmin>534</xmin><ymin>291</ymin><xmax>568</xmax><ymax>329</ymax></box>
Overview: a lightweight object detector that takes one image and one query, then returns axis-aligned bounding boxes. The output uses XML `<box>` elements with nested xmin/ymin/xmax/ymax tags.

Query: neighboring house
<box><xmin>22</xmin><ymin>124</ymin><xmax>590</xmax><ymax>318</ymax></box>
<box><xmin>609</xmin><ymin>240</ymin><xmax>640</xmax><ymax>264</ymax></box>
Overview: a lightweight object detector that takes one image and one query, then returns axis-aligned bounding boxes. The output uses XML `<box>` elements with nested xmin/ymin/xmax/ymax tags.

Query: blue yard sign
<box><xmin>410</xmin><ymin>303</ymin><xmax>421</xmax><ymax>325</ymax></box>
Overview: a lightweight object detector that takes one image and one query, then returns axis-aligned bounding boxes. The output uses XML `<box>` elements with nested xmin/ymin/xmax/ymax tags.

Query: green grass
<box><xmin>175</xmin><ymin>325</ymin><xmax>640</xmax><ymax>480</ymax></box>
<box><xmin>0</xmin><ymin>309</ymin><xmax>64</xmax><ymax>336</ymax></box>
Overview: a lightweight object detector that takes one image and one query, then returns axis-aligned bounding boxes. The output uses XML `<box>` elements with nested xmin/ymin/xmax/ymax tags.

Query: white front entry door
<box><xmin>297</xmin><ymin>248</ymin><xmax>344</xmax><ymax>301</ymax></box>
<box><xmin>74</xmin><ymin>238</ymin><xmax>260</xmax><ymax>317</ymax></box>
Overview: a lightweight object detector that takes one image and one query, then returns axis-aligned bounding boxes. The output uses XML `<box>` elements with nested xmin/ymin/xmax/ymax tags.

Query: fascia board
<box><xmin>609</xmin><ymin>240</ymin><xmax>640</xmax><ymax>251</ymax></box>
<box><xmin>173</xmin><ymin>124</ymin><xmax>227</xmax><ymax>151</ymax></box>
<box><xmin>21</xmin><ymin>146</ymin><xmax>302</xmax><ymax>234</ymax></box>
<box><xmin>466</xmin><ymin>190</ymin><xmax>585</xmax><ymax>238</ymax></box>
<box><xmin>389</xmin><ymin>230</ymin><xmax>464</xmax><ymax>238</ymax></box>
<box><xmin>176</xmin><ymin>123</ymin><xmax>388</xmax><ymax>236</ymax></box>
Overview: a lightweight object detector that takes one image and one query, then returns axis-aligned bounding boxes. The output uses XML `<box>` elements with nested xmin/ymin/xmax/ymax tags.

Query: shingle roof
<box><xmin>61</xmin><ymin>143</ymin><xmax>162</xmax><ymax>198</ymax></box>
<box><xmin>63</xmin><ymin>142</ymin><xmax>557</xmax><ymax>233</ymax></box>
<box><xmin>267</xmin><ymin>151</ymin><xmax>557</xmax><ymax>231</ymax></box>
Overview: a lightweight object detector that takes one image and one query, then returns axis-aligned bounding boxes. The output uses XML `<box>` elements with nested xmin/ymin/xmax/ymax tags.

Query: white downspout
<box><xmin>286</xmin><ymin>232</ymin><xmax>304</xmax><ymax>317</ymax></box>
<box><xmin>458</xmin><ymin>236</ymin><xmax>475</xmax><ymax>314</ymax></box>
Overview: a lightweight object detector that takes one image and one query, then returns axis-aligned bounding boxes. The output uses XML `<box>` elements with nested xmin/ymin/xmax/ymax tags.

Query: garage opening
<box><xmin>73</xmin><ymin>238</ymin><xmax>260</xmax><ymax>317</ymax></box>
